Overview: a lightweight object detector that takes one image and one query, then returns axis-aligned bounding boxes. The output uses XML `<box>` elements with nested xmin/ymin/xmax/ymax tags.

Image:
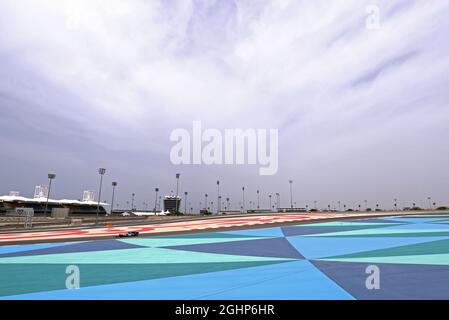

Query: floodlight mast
<box><xmin>154</xmin><ymin>188</ymin><xmax>159</xmax><ymax>211</ymax></box>
<box><xmin>289</xmin><ymin>180</ymin><xmax>293</xmax><ymax>209</ymax></box>
<box><xmin>96</xmin><ymin>168</ymin><xmax>106</xmax><ymax>225</ymax></box>
<box><xmin>44</xmin><ymin>173</ymin><xmax>56</xmax><ymax>217</ymax></box>
<box><xmin>111</xmin><ymin>182</ymin><xmax>117</xmax><ymax>215</ymax></box>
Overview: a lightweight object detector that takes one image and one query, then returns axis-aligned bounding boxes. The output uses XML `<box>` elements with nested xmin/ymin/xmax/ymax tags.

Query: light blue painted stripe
<box><xmin>286</xmin><ymin>236</ymin><xmax>448</xmax><ymax>259</ymax></box>
<box><xmin>381</xmin><ymin>223</ymin><xmax>449</xmax><ymax>230</ymax></box>
<box><xmin>1</xmin><ymin>260</ymin><xmax>353</xmax><ymax>300</ymax></box>
<box><xmin>220</xmin><ymin>227</ymin><xmax>285</xmax><ymax>238</ymax></box>
<box><xmin>387</xmin><ymin>217</ymin><xmax>448</xmax><ymax>224</ymax></box>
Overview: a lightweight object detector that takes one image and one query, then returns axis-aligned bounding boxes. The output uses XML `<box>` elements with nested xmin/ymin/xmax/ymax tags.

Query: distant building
<box><xmin>34</xmin><ymin>185</ymin><xmax>49</xmax><ymax>198</ymax></box>
<box><xmin>0</xmin><ymin>189</ymin><xmax>108</xmax><ymax>216</ymax></box>
<box><xmin>163</xmin><ymin>196</ymin><xmax>181</xmax><ymax>213</ymax></box>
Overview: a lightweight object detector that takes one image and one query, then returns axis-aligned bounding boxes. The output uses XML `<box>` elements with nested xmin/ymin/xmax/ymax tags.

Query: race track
<box><xmin>1</xmin><ymin>213</ymin><xmax>449</xmax><ymax>299</ymax></box>
<box><xmin>0</xmin><ymin>212</ymin><xmax>421</xmax><ymax>245</ymax></box>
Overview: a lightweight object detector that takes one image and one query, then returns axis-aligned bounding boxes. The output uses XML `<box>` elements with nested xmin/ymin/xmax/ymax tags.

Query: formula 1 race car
<box><xmin>117</xmin><ymin>231</ymin><xmax>140</xmax><ymax>238</ymax></box>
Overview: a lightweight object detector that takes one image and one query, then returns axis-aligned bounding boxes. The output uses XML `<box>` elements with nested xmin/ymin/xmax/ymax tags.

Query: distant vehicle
<box><xmin>117</xmin><ymin>231</ymin><xmax>140</xmax><ymax>238</ymax></box>
<box><xmin>131</xmin><ymin>210</ymin><xmax>169</xmax><ymax>217</ymax></box>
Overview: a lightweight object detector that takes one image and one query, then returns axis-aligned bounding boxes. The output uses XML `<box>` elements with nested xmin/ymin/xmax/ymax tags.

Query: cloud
<box><xmin>0</xmin><ymin>0</ymin><xmax>449</xmax><ymax>208</ymax></box>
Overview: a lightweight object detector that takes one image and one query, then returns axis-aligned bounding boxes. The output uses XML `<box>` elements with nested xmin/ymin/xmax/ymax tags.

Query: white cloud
<box><xmin>1</xmin><ymin>0</ymin><xmax>449</xmax><ymax>206</ymax></box>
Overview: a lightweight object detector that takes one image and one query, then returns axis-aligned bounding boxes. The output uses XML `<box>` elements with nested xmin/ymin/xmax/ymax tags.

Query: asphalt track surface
<box><xmin>1</xmin><ymin>212</ymin><xmax>449</xmax><ymax>299</ymax></box>
<box><xmin>0</xmin><ymin>211</ymin><xmax>435</xmax><ymax>245</ymax></box>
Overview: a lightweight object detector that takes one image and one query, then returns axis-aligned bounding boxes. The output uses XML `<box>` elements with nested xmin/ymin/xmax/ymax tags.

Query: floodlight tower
<box><xmin>217</xmin><ymin>180</ymin><xmax>220</xmax><ymax>213</ymax></box>
<box><xmin>96</xmin><ymin>168</ymin><xmax>106</xmax><ymax>225</ymax></box>
<box><xmin>111</xmin><ymin>181</ymin><xmax>117</xmax><ymax>214</ymax></box>
<box><xmin>289</xmin><ymin>180</ymin><xmax>293</xmax><ymax>209</ymax></box>
<box><xmin>44</xmin><ymin>173</ymin><xmax>56</xmax><ymax>217</ymax></box>
<box><xmin>154</xmin><ymin>188</ymin><xmax>159</xmax><ymax>211</ymax></box>
<box><xmin>175</xmin><ymin>173</ymin><xmax>180</xmax><ymax>213</ymax></box>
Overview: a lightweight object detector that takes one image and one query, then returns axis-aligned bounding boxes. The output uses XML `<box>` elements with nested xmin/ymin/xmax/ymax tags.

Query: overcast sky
<box><xmin>1</xmin><ymin>0</ymin><xmax>449</xmax><ymax>210</ymax></box>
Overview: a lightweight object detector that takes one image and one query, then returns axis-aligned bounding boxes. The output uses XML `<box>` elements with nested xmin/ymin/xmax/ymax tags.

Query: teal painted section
<box><xmin>1</xmin><ymin>213</ymin><xmax>449</xmax><ymax>299</ymax></box>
